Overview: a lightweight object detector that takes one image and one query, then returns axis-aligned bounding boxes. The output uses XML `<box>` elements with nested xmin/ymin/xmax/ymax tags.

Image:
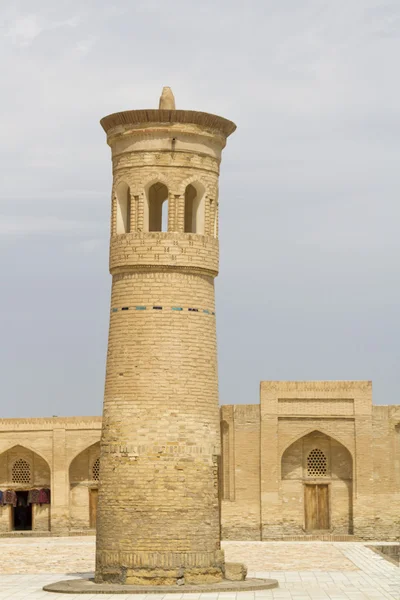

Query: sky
<box><xmin>1</xmin><ymin>0</ymin><xmax>399</xmax><ymax>417</ymax></box>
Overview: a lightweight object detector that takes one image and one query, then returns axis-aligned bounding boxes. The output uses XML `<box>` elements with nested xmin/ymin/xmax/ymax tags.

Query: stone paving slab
<box><xmin>224</xmin><ymin>542</ymin><xmax>357</xmax><ymax>572</ymax></box>
<box><xmin>0</xmin><ymin>538</ymin><xmax>399</xmax><ymax>599</ymax></box>
<box><xmin>0</xmin><ymin>536</ymin><xmax>95</xmax><ymax>574</ymax></box>
<box><xmin>0</xmin><ymin>538</ymin><xmax>357</xmax><ymax>574</ymax></box>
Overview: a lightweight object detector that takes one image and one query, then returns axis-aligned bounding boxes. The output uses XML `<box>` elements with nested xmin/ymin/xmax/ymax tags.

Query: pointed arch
<box><xmin>280</xmin><ymin>428</ymin><xmax>353</xmax><ymax>463</ymax></box>
<box><xmin>177</xmin><ymin>175</ymin><xmax>211</xmax><ymax>197</ymax></box>
<box><xmin>281</xmin><ymin>430</ymin><xmax>353</xmax><ymax>482</ymax></box>
<box><xmin>143</xmin><ymin>176</ymin><xmax>170</xmax><ymax>233</ymax></box>
<box><xmin>0</xmin><ymin>443</ymin><xmax>51</xmax><ymax>470</ymax></box>
<box><xmin>67</xmin><ymin>440</ymin><xmax>101</xmax><ymax>468</ymax></box>
<box><xmin>280</xmin><ymin>429</ymin><xmax>354</xmax><ymax>534</ymax></box>
<box><xmin>0</xmin><ymin>444</ymin><xmax>51</xmax><ymax>488</ymax></box>
<box><xmin>115</xmin><ymin>181</ymin><xmax>131</xmax><ymax>234</ymax></box>
<box><xmin>0</xmin><ymin>445</ymin><xmax>51</xmax><ymax>533</ymax></box>
<box><xmin>184</xmin><ymin>182</ymin><xmax>206</xmax><ymax>234</ymax></box>
<box><xmin>69</xmin><ymin>441</ymin><xmax>100</xmax><ymax>531</ymax></box>
<box><xmin>143</xmin><ymin>174</ymin><xmax>170</xmax><ymax>191</ymax></box>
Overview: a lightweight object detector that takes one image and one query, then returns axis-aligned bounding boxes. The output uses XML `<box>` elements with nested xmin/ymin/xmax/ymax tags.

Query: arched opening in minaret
<box><xmin>116</xmin><ymin>182</ymin><xmax>131</xmax><ymax>234</ymax></box>
<box><xmin>147</xmin><ymin>183</ymin><xmax>169</xmax><ymax>232</ymax></box>
<box><xmin>184</xmin><ymin>183</ymin><xmax>205</xmax><ymax>234</ymax></box>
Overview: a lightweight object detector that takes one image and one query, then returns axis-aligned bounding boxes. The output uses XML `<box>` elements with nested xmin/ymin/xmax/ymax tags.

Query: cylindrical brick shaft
<box><xmin>95</xmin><ymin>89</ymin><xmax>236</xmax><ymax>585</ymax></box>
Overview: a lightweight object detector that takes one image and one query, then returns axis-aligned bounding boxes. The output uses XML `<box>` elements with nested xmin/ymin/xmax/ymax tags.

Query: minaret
<box><xmin>96</xmin><ymin>88</ymin><xmax>236</xmax><ymax>585</ymax></box>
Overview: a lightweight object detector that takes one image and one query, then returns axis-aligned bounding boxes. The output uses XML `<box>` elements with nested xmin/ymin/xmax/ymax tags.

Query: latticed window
<box><xmin>92</xmin><ymin>457</ymin><xmax>100</xmax><ymax>481</ymax></box>
<box><xmin>11</xmin><ymin>459</ymin><xmax>31</xmax><ymax>484</ymax></box>
<box><xmin>307</xmin><ymin>448</ymin><xmax>327</xmax><ymax>477</ymax></box>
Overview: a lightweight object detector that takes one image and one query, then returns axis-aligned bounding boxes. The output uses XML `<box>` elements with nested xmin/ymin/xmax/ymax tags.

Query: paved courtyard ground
<box><xmin>0</xmin><ymin>536</ymin><xmax>399</xmax><ymax>599</ymax></box>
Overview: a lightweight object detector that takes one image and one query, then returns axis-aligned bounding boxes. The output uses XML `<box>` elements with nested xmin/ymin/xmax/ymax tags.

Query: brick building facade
<box><xmin>0</xmin><ymin>380</ymin><xmax>398</xmax><ymax>540</ymax></box>
<box><xmin>221</xmin><ymin>381</ymin><xmax>400</xmax><ymax>541</ymax></box>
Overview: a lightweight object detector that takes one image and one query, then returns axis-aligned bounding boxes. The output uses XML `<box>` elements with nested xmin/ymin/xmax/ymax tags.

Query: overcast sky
<box><xmin>1</xmin><ymin>0</ymin><xmax>399</xmax><ymax>417</ymax></box>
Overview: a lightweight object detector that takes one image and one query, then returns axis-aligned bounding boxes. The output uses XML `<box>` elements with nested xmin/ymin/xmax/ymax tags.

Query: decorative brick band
<box><xmin>102</xmin><ymin>444</ymin><xmax>219</xmax><ymax>456</ymax></box>
<box><xmin>109</xmin><ymin>232</ymin><xmax>219</xmax><ymax>276</ymax></box>
<box><xmin>97</xmin><ymin>549</ymin><xmax>224</xmax><ymax>569</ymax></box>
<box><xmin>111</xmin><ymin>305</ymin><xmax>215</xmax><ymax>315</ymax></box>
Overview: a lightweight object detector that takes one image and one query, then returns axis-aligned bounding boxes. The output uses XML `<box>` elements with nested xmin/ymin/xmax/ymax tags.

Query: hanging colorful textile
<box><xmin>4</xmin><ymin>490</ymin><xmax>17</xmax><ymax>507</ymax></box>
<box><xmin>38</xmin><ymin>488</ymin><xmax>50</xmax><ymax>504</ymax></box>
<box><xmin>28</xmin><ymin>489</ymin><xmax>40</xmax><ymax>504</ymax></box>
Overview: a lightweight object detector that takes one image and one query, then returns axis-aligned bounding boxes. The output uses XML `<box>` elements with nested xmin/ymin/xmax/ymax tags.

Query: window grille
<box><xmin>11</xmin><ymin>459</ymin><xmax>31</xmax><ymax>484</ymax></box>
<box><xmin>92</xmin><ymin>458</ymin><xmax>100</xmax><ymax>481</ymax></box>
<box><xmin>307</xmin><ymin>448</ymin><xmax>327</xmax><ymax>477</ymax></box>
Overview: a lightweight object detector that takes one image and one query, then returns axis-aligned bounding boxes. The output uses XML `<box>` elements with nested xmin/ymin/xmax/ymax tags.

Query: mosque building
<box><xmin>0</xmin><ymin>381</ymin><xmax>399</xmax><ymax>540</ymax></box>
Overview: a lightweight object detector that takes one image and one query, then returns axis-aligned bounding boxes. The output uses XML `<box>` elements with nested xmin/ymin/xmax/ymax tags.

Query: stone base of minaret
<box><xmin>44</xmin><ymin>569</ymin><xmax>279</xmax><ymax>594</ymax></box>
<box><xmin>94</xmin><ymin>548</ymin><xmax>228</xmax><ymax>586</ymax></box>
<box><xmin>95</xmin><ymin>555</ymin><xmax>241</xmax><ymax>586</ymax></box>
<box><xmin>44</xmin><ymin>552</ymin><xmax>279</xmax><ymax>593</ymax></box>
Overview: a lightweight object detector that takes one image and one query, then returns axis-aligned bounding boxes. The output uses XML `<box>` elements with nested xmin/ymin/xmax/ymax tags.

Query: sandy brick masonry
<box><xmin>0</xmin><ymin>417</ymin><xmax>101</xmax><ymax>534</ymax></box>
<box><xmin>95</xmin><ymin>96</ymin><xmax>236</xmax><ymax>585</ymax></box>
<box><xmin>221</xmin><ymin>381</ymin><xmax>400</xmax><ymax>542</ymax></box>
<box><xmin>0</xmin><ymin>381</ymin><xmax>399</xmax><ymax>542</ymax></box>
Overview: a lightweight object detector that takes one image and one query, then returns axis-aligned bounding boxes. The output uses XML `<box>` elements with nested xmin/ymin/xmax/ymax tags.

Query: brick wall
<box><xmin>0</xmin><ymin>417</ymin><xmax>101</xmax><ymax>534</ymax></box>
<box><xmin>220</xmin><ymin>381</ymin><xmax>400</xmax><ymax>541</ymax></box>
<box><xmin>0</xmin><ymin>386</ymin><xmax>399</xmax><ymax>542</ymax></box>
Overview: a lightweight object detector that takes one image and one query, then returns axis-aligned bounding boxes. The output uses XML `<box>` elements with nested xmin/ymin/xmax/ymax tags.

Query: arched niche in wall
<box><xmin>145</xmin><ymin>182</ymin><xmax>169</xmax><ymax>232</ymax></box>
<box><xmin>69</xmin><ymin>442</ymin><xmax>100</xmax><ymax>485</ymax></box>
<box><xmin>0</xmin><ymin>445</ymin><xmax>51</xmax><ymax>532</ymax></box>
<box><xmin>116</xmin><ymin>182</ymin><xmax>131</xmax><ymax>234</ymax></box>
<box><xmin>69</xmin><ymin>442</ymin><xmax>100</xmax><ymax>531</ymax></box>
<box><xmin>184</xmin><ymin>182</ymin><xmax>205</xmax><ymax>234</ymax></box>
<box><xmin>280</xmin><ymin>430</ymin><xmax>353</xmax><ymax>534</ymax></box>
<box><xmin>0</xmin><ymin>444</ymin><xmax>51</xmax><ymax>489</ymax></box>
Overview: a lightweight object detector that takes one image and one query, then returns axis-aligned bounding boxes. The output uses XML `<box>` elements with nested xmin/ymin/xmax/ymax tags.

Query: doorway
<box><xmin>12</xmin><ymin>491</ymin><xmax>32</xmax><ymax>531</ymax></box>
<box><xmin>89</xmin><ymin>488</ymin><xmax>98</xmax><ymax>528</ymax></box>
<box><xmin>304</xmin><ymin>484</ymin><xmax>330</xmax><ymax>531</ymax></box>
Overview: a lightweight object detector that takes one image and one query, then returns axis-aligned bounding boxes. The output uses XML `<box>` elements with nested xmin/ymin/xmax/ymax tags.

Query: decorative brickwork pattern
<box><xmin>307</xmin><ymin>449</ymin><xmax>327</xmax><ymax>477</ymax></box>
<box><xmin>11</xmin><ymin>458</ymin><xmax>31</xmax><ymax>484</ymax></box>
<box><xmin>92</xmin><ymin>458</ymin><xmax>100</xmax><ymax>481</ymax></box>
<box><xmin>111</xmin><ymin>304</ymin><xmax>215</xmax><ymax>314</ymax></box>
<box><xmin>278</xmin><ymin>399</ymin><xmax>354</xmax><ymax>416</ymax></box>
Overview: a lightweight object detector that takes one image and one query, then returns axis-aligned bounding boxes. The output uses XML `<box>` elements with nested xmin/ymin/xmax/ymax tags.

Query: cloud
<box><xmin>5</xmin><ymin>15</ymin><xmax>43</xmax><ymax>47</ymax></box>
<box><xmin>4</xmin><ymin>13</ymin><xmax>78</xmax><ymax>47</ymax></box>
<box><xmin>74</xmin><ymin>36</ymin><xmax>97</xmax><ymax>57</ymax></box>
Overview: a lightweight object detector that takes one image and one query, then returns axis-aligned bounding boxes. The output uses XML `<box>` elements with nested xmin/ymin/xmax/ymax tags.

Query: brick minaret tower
<box><xmin>95</xmin><ymin>88</ymin><xmax>236</xmax><ymax>585</ymax></box>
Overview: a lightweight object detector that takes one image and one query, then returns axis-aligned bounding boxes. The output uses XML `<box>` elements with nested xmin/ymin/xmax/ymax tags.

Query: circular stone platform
<box><xmin>44</xmin><ymin>577</ymin><xmax>278</xmax><ymax>594</ymax></box>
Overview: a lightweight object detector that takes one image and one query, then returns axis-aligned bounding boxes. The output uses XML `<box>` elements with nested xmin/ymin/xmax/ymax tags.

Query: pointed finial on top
<box><xmin>159</xmin><ymin>86</ymin><xmax>176</xmax><ymax>110</ymax></box>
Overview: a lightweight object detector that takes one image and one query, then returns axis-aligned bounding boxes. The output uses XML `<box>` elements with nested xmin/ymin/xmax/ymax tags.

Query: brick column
<box><xmin>51</xmin><ymin>427</ymin><xmax>69</xmax><ymax>534</ymax></box>
<box><xmin>352</xmin><ymin>384</ymin><xmax>374</xmax><ymax>538</ymax></box>
<box><xmin>260</xmin><ymin>382</ymin><xmax>280</xmax><ymax>539</ymax></box>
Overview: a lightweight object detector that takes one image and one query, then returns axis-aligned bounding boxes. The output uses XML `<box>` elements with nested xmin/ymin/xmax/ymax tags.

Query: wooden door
<box><xmin>89</xmin><ymin>488</ymin><xmax>98</xmax><ymax>529</ymax></box>
<box><xmin>304</xmin><ymin>484</ymin><xmax>329</xmax><ymax>531</ymax></box>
